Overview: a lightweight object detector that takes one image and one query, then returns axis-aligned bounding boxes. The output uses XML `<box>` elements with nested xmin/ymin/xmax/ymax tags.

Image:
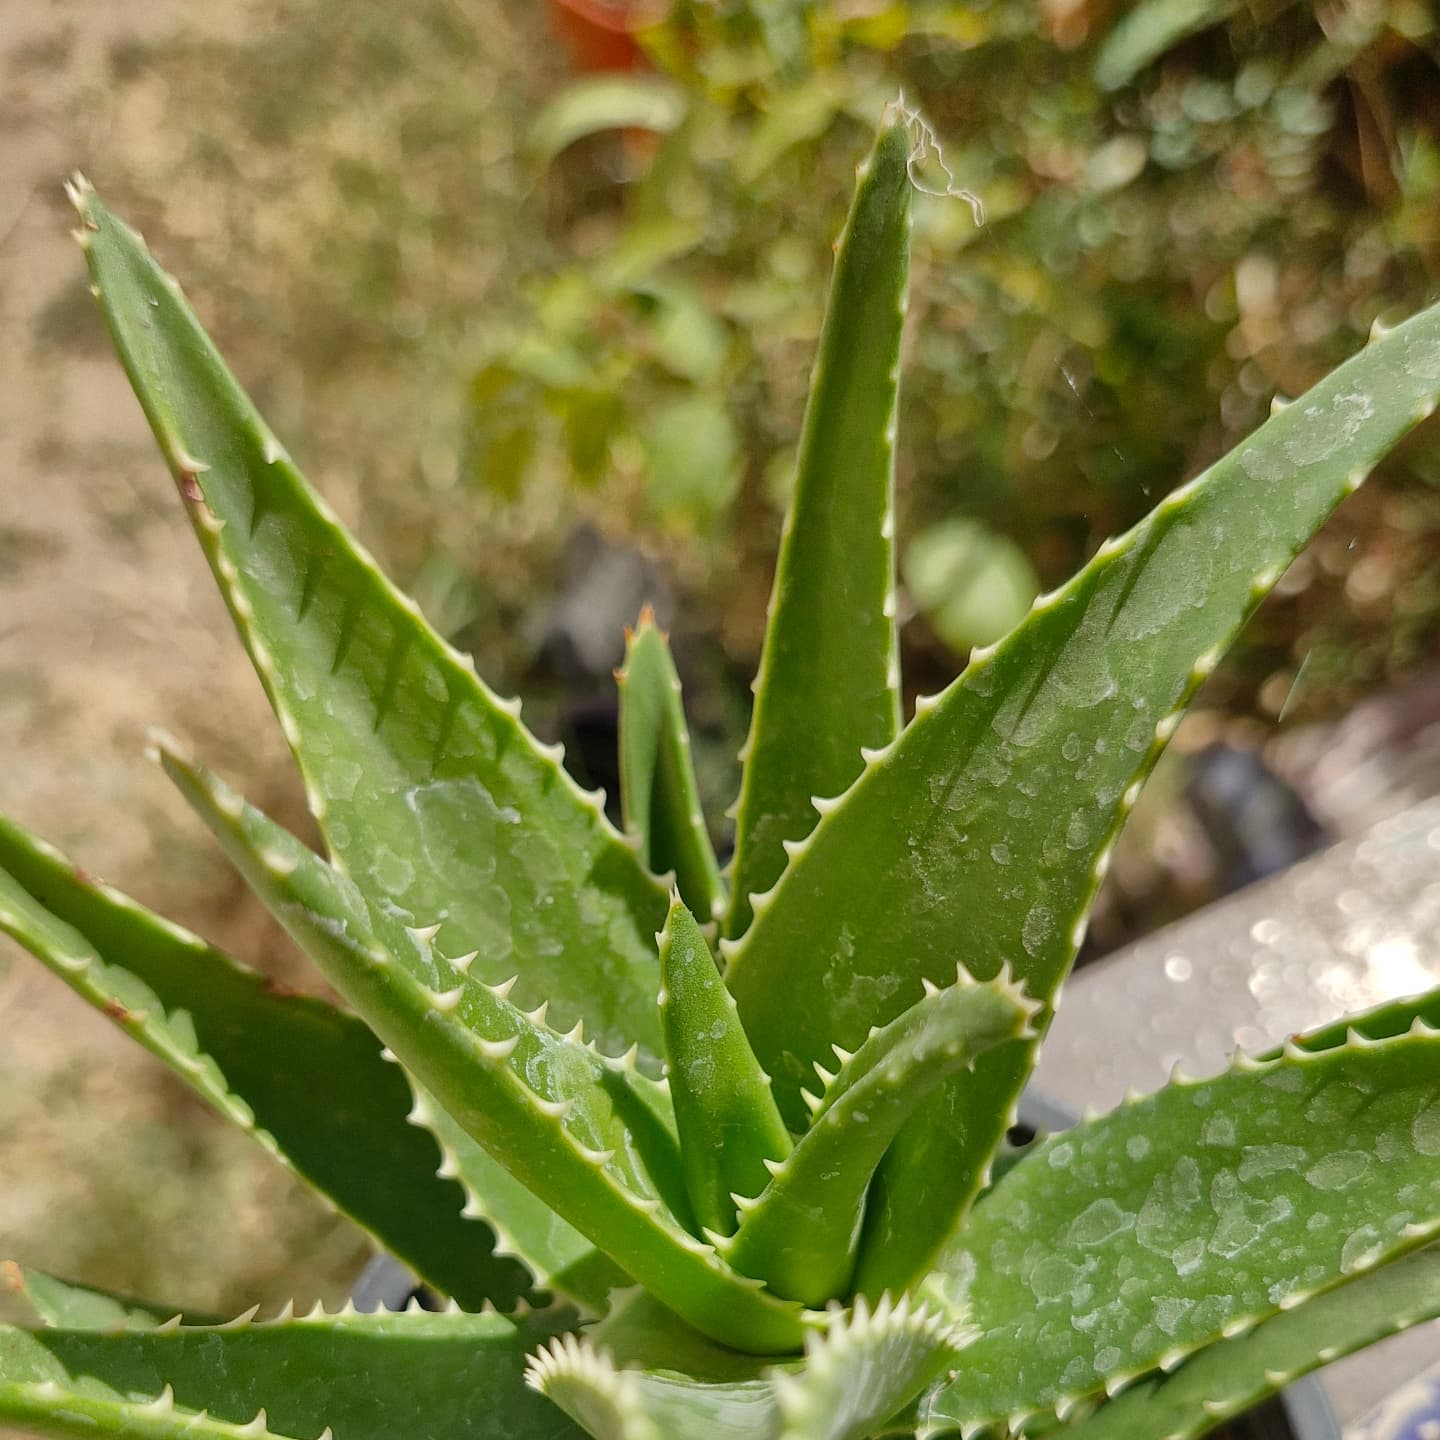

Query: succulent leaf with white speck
<box><xmin>923</xmin><ymin>1027</ymin><xmax>1440</xmax><ymax>1429</ymax></box>
<box><xmin>1054</xmin><ymin>1245</ymin><xmax>1440</xmax><ymax>1440</ymax></box>
<box><xmin>6</xmin><ymin>105</ymin><xmax>1440</xmax><ymax>1440</ymax></box>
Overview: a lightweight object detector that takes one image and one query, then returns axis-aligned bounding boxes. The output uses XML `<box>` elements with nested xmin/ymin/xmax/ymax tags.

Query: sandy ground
<box><xmin>0</xmin><ymin>0</ymin><xmax>549</xmax><ymax>1327</ymax></box>
<box><xmin>0</xmin><ymin>12</ymin><xmax>694</xmax><ymax>1436</ymax></box>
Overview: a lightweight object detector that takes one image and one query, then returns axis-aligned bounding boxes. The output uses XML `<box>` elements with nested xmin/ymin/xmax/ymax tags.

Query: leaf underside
<box><xmin>723</xmin><ymin>115</ymin><xmax>910</xmax><ymax>939</ymax></box>
<box><xmin>925</xmin><ymin>1027</ymin><xmax>1440</xmax><ymax>1429</ymax></box>
<box><xmin>725</xmin><ymin>298</ymin><xmax>1440</xmax><ymax>1298</ymax></box>
<box><xmin>72</xmin><ymin>180</ymin><xmax>670</xmax><ymax>1067</ymax></box>
<box><xmin>0</xmin><ymin>817</ymin><xmax>530</xmax><ymax>1312</ymax></box>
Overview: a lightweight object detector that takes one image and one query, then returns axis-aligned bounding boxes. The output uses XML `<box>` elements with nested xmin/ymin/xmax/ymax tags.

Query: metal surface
<box><xmin>1033</xmin><ymin>796</ymin><xmax>1440</xmax><ymax>1428</ymax></box>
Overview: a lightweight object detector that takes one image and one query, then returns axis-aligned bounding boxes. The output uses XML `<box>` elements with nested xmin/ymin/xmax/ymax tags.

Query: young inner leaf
<box><xmin>619</xmin><ymin>612</ymin><xmax>726</xmax><ymax>923</ymax></box>
<box><xmin>721</xmin><ymin>971</ymin><xmax>1035</xmax><ymax>1307</ymax></box>
<box><xmin>658</xmin><ymin>896</ymin><xmax>791</xmax><ymax>1239</ymax></box>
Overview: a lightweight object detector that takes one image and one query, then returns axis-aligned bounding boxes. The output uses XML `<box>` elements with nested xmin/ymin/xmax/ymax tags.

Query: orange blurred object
<box><xmin>549</xmin><ymin>0</ymin><xmax>661</xmax><ymax>72</ymax></box>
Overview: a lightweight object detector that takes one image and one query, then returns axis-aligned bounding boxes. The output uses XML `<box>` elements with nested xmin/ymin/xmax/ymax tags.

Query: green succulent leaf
<box><xmin>405</xmin><ymin>1088</ymin><xmax>628</xmax><ymax>1312</ymax></box>
<box><xmin>4</xmin><ymin>1268</ymin><xmax>205</xmax><ymax>1333</ymax></box>
<box><xmin>0</xmin><ymin>1304</ymin><xmax>579</xmax><ymax>1440</ymax></box>
<box><xmin>0</xmin><ymin>815</ymin><xmax>530</xmax><ymax>1313</ymax></box>
<box><xmin>70</xmin><ymin>179</ymin><xmax>670</xmax><ymax>1067</ymax></box>
<box><xmin>659</xmin><ymin>897</ymin><xmax>792</xmax><ymax>1240</ymax></box>
<box><xmin>160</xmin><ymin>744</ymin><xmax>807</xmax><ymax>1354</ymax></box>
<box><xmin>725</xmin><ymin>296</ymin><xmax>1440</xmax><ymax>1297</ymax></box>
<box><xmin>1273</xmin><ymin>981</ymin><xmax>1440</xmax><ymax>1055</ymax></box>
<box><xmin>1052</xmin><ymin>1245</ymin><xmax>1440</xmax><ymax>1440</ymax></box>
<box><xmin>586</xmin><ymin>1289</ymin><xmax>785</xmax><ymax>1384</ymax></box>
<box><xmin>923</xmin><ymin>1027</ymin><xmax>1440</xmax><ymax>1430</ymax></box>
<box><xmin>618</xmin><ymin>615</ymin><xmax>726</xmax><ymax>922</ymax></box>
<box><xmin>723</xmin><ymin>973</ymin><xmax>1036</xmax><ymax>1306</ymax></box>
<box><xmin>722</xmin><ymin>113</ymin><xmax>910</xmax><ymax>939</ymax></box>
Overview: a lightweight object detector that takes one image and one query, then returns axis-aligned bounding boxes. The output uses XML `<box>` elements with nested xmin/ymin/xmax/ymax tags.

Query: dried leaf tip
<box><xmin>63</xmin><ymin>172</ymin><xmax>98</xmax><ymax>228</ymax></box>
<box><xmin>143</xmin><ymin>724</ymin><xmax>189</xmax><ymax>766</ymax></box>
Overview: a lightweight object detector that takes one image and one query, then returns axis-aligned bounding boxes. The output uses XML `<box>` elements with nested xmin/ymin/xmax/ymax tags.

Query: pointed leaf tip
<box><xmin>724</xmin><ymin>115</ymin><xmax>912</xmax><ymax>941</ymax></box>
<box><xmin>76</xmin><ymin>189</ymin><xmax>670</xmax><ymax>1066</ymax></box>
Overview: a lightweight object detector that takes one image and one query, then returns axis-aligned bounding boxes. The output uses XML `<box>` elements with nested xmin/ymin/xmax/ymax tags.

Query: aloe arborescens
<box><xmin>4</xmin><ymin>110</ymin><xmax>1440</xmax><ymax>1439</ymax></box>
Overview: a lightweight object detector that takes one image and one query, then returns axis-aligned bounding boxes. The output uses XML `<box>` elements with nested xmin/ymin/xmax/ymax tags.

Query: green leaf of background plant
<box><xmin>1047</xmin><ymin>1246</ymin><xmax>1440</xmax><ymax>1440</ymax></box>
<box><xmin>0</xmin><ymin>815</ymin><xmax>531</xmax><ymax>1313</ymax></box>
<box><xmin>722</xmin><ymin>114</ymin><xmax>911</xmax><ymax>939</ymax></box>
<box><xmin>0</xmin><ymin>1305</ymin><xmax>580</xmax><ymax>1440</ymax></box>
<box><xmin>644</xmin><ymin>394</ymin><xmax>742</xmax><ymax>526</ymax></box>
<box><xmin>725</xmin><ymin>297</ymin><xmax>1440</xmax><ymax>1297</ymax></box>
<box><xmin>924</xmin><ymin>1030</ymin><xmax>1440</xmax><ymax>1429</ymax></box>
<box><xmin>618</xmin><ymin>618</ymin><xmax>726</xmax><ymax>921</ymax></box>
<box><xmin>902</xmin><ymin>518</ymin><xmax>1039</xmax><ymax>654</ymax></box>
<box><xmin>1094</xmin><ymin>0</ymin><xmax>1245</xmax><ymax>92</ymax></box>
<box><xmin>72</xmin><ymin>180</ymin><xmax>670</xmax><ymax>1068</ymax></box>
<box><xmin>529</xmin><ymin>75</ymin><xmax>689</xmax><ymax>166</ymax></box>
<box><xmin>161</xmin><ymin>745</ymin><xmax>806</xmax><ymax>1354</ymax></box>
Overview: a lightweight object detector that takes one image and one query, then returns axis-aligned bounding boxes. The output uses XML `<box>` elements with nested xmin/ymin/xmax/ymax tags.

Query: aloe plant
<box><xmin>4</xmin><ymin>106</ymin><xmax>1440</xmax><ymax>1440</ymax></box>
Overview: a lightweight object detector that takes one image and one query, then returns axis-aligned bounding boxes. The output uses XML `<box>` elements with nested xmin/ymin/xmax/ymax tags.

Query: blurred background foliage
<box><xmin>475</xmin><ymin>0</ymin><xmax>1440</xmax><ymax>727</ymax></box>
<box><xmin>3</xmin><ymin>0</ymin><xmax>1440</xmax><ymax>1323</ymax></box>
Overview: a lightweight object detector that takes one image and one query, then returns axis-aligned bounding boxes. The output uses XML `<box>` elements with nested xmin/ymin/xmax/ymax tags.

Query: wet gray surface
<box><xmin>1034</xmin><ymin>797</ymin><xmax>1440</xmax><ymax>1428</ymax></box>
